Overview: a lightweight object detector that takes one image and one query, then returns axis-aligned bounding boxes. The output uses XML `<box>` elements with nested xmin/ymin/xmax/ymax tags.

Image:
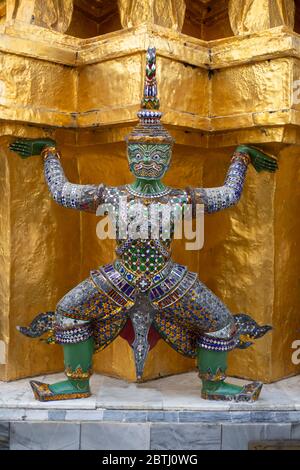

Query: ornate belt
<box><xmin>91</xmin><ymin>261</ymin><xmax>198</xmax><ymax>311</ymax></box>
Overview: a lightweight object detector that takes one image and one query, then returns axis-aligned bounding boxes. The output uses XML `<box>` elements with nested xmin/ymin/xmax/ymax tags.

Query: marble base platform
<box><xmin>0</xmin><ymin>372</ymin><xmax>300</xmax><ymax>450</ymax></box>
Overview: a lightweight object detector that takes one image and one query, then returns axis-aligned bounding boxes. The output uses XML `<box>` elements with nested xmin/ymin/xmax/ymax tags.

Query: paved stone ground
<box><xmin>0</xmin><ymin>372</ymin><xmax>300</xmax><ymax>450</ymax></box>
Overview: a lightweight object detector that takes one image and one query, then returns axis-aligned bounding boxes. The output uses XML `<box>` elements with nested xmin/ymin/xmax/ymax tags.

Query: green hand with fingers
<box><xmin>9</xmin><ymin>138</ymin><xmax>56</xmax><ymax>159</ymax></box>
<box><xmin>236</xmin><ymin>145</ymin><xmax>278</xmax><ymax>173</ymax></box>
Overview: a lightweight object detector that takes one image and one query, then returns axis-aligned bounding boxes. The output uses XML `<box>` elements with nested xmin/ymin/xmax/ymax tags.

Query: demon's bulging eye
<box><xmin>152</xmin><ymin>154</ymin><xmax>160</xmax><ymax>161</ymax></box>
<box><xmin>134</xmin><ymin>153</ymin><xmax>142</xmax><ymax>161</ymax></box>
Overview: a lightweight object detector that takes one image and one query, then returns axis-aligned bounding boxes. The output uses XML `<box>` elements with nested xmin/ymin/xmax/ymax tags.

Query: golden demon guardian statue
<box><xmin>9</xmin><ymin>48</ymin><xmax>277</xmax><ymax>402</ymax></box>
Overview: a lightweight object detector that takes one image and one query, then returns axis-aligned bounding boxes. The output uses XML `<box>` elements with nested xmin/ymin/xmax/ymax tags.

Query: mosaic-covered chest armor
<box><xmin>89</xmin><ymin>185</ymin><xmax>196</xmax><ymax>313</ymax></box>
<box><xmin>105</xmin><ymin>185</ymin><xmax>189</xmax><ymax>272</ymax></box>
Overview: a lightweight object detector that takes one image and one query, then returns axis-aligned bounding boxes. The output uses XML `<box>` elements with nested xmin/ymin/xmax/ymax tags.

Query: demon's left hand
<box><xmin>236</xmin><ymin>145</ymin><xmax>278</xmax><ymax>173</ymax></box>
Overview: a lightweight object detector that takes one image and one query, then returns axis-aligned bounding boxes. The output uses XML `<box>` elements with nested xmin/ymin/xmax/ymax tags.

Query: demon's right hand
<box><xmin>9</xmin><ymin>138</ymin><xmax>57</xmax><ymax>159</ymax></box>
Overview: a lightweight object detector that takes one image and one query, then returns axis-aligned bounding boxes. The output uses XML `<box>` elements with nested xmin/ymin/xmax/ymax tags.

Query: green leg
<box><xmin>30</xmin><ymin>338</ymin><xmax>94</xmax><ymax>401</ymax></box>
<box><xmin>197</xmin><ymin>347</ymin><xmax>263</xmax><ymax>402</ymax></box>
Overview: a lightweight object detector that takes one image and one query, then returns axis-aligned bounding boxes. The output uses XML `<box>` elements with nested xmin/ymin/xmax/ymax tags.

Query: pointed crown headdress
<box><xmin>126</xmin><ymin>47</ymin><xmax>174</xmax><ymax>145</ymax></box>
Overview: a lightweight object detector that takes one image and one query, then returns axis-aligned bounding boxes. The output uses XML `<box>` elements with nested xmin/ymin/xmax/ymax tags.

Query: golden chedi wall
<box><xmin>0</xmin><ymin>0</ymin><xmax>300</xmax><ymax>383</ymax></box>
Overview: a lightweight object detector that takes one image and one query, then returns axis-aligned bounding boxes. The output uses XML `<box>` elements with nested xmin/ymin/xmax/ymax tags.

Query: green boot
<box><xmin>30</xmin><ymin>337</ymin><xmax>94</xmax><ymax>402</ymax></box>
<box><xmin>197</xmin><ymin>348</ymin><xmax>263</xmax><ymax>402</ymax></box>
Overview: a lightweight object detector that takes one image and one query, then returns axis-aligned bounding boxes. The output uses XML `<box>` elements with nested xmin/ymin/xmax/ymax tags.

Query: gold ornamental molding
<box><xmin>1</xmin><ymin>21</ymin><xmax>300</xmax><ymax>146</ymax></box>
<box><xmin>2</xmin><ymin>21</ymin><xmax>300</xmax><ymax>67</ymax></box>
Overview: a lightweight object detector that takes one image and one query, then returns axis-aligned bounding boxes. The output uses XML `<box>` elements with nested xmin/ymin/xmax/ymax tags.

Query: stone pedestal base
<box><xmin>0</xmin><ymin>372</ymin><xmax>300</xmax><ymax>450</ymax></box>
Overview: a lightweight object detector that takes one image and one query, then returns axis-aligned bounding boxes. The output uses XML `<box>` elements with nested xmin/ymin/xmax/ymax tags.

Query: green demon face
<box><xmin>127</xmin><ymin>143</ymin><xmax>172</xmax><ymax>180</ymax></box>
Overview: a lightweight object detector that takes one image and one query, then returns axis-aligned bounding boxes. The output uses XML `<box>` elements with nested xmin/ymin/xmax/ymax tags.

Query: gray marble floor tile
<box><xmin>150</xmin><ymin>423</ymin><xmax>221</xmax><ymax>450</ymax></box>
<box><xmin>250</xmin><ymin>410</ymin><xmax>300</xmax><ymax>423</ymax></box>
<box><xmin>147</xmin><ymin>411</ymin><xmax>179</xmax><ymax>422</ymax></box>
<box><xmin>97</xmin><ymin>377</ymin><xmax>164</xmax><ymax>410</ymax></box>
<box><xmin>98</xmin><ymin>373</ymin><xmax>232</xmax><ymax>411</ymax></box>
<box><xmin>0</xmin><ymin>372</ymin><xmax>300</xmax><ymax>416</ymax></box>
<box><xmin>81</xmin><ymin>423</ymin><xmax>150</xmax><ymax>450</ymax></box>
<box><xmin>0</xmin><ymin>409</ymin><xmax>27</xmax><ymax>421</ymax></box>
<box><xmin>22</xmin><ymin>410</ymin><xmax>50</xmax><ymax>421</ymax></box>
<box><xmin>1</xmin><ymin>409</ymin><xmax>55</xmax><ymax>421</ymax></box>
<box><xmin>0</xmin><ymin>423</ymin><xmax>9</xmax><ymax>450</ymax></box>
<box><xmin>221</xmin><ymin>423</ymin><xmax>292</xmax><ymax>450</ymax></box>
<box><xmin>48</xmin><ymin>410</ymin><xmax>67</xmax><ymax>421</ymax></box>
<box><xmin>178</xmin><ymin>411</ymin><xmax>233</xmax><ymax>423</ymax></box>
<box><xmin>10</xmin><ymin>422</ymin><xmax>80</xmax><ymax>450</ymax></box>
<box><xmin>65</xmin><ymin>409</ymin><xmax>104</xmax><ymax>421</ymax></box>
<box><xmin>291</xmin><ymin>423</ymin><xmax>300</xmax><ymax>439</ymax></box>
<box><xmin>102</xmin><ymin>409</ymin><xmax>148</xmax><ymax>422</ymax></box>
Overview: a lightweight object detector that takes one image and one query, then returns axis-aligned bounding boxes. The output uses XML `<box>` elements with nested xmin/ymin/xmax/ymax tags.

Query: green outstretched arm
<box><xmin>236</xmin><ymin>144</ymin><xmax>278</xmax><ymax>173</ymax></box>
<box><xmin>194</xmin><ymin>144</ymin><xmax>278</xmax><ymax>214</ymax></box>
<box><xmin>9</xmin><ymin>138</ymin><xmax>56</xmax><ymax>158</ymax></box>
<box><xmin>9</xmin><ymin>138</ymin><xmax>104</xmax><ymax>213</ymax></box>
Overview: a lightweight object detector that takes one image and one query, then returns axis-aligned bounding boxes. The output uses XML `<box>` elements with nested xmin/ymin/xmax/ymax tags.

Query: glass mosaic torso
<box><xmin>102</xmin><ymin>185</ymin><xmax>190</xmax><ymax>286</ymax></box>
